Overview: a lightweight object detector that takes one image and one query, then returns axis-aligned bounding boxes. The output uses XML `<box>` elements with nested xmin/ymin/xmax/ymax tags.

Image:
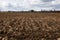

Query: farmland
<box><xmin>0</xmin><ymin>12</ymin><xmax>60</xmax><ymax>40</ymax></box>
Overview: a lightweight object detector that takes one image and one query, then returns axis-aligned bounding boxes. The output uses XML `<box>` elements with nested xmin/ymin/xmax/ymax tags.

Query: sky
<box><xmin>0</xmin><ymin>0</ymin><xmax>60</xmax><ymax>11</ymax></box>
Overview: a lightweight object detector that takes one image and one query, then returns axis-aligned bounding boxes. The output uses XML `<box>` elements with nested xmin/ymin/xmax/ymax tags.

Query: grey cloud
<box><xmin>42</xmin><ymin>0</ymin><xmax>54</xmax><ymax>2</ymax></box>
<box><xmin>0</xmin><ymin>0</ymin><xmax>60</xmax><ymax>11</ymax></box>
<box><xmin>31</xmin><ymin>3</ymin><xmax>52</xmax><ymax>8</ymax></box>
<box><xmin>51</xmin><ymin>4</ymin><xmax>60</xmax><ymax>9</ymax></box>
<box><xmin>6</xmin><ymin>3</ymin><xmax>31</xmax><ymax>11</ymax></box>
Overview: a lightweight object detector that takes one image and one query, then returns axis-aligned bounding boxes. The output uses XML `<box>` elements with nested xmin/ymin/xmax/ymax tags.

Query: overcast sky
<box><xmin>0</xmin><ymin>0</ymin><xmax>60</xmax><ymax>11</ymax></box>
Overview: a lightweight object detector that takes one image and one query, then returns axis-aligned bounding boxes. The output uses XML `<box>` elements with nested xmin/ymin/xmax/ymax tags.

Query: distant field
<box><xmin>0</xmin><ymin>12</ymin><xmax>60</xmax><ymax>40</ymax></box>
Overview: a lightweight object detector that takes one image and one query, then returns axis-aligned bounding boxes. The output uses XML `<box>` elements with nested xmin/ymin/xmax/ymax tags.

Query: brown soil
<box><xmin>0</xmin><ymin>12</ymin><xmax>60</xmax><ymax>40</ymax></box>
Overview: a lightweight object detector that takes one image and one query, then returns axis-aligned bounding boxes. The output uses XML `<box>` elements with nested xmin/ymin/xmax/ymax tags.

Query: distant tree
<box><xmin>30</xmin><ymin>10</ymin><xmax>34</xmax><ymax>12</ymax></box>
